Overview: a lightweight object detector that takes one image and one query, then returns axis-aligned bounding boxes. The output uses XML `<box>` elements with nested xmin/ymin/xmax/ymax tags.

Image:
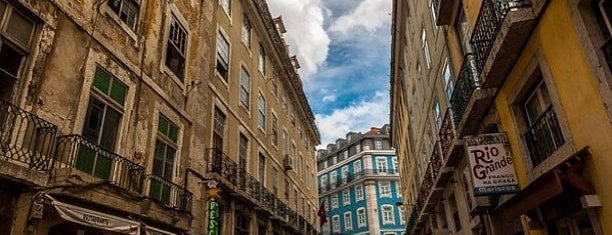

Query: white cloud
<box><xmin>267</xmin><ymin>0</ymin><xmax>330</xmax><ymax>80</ymax></box>
<box><xmin>329</xmin><ymin>0</ymin><xmax>392</xmax><ymax>34</ymax></box>
<box><xmin>315</xmin><ymin>91</ymin><xmax>390</xmax><ymax>147</ymax></box>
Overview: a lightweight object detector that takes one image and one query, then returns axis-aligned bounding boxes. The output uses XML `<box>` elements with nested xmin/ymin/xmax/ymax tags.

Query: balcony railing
<box><xmin>55</xmin><ymin>134</ymin><xmax>144</xmax><ymax>192</ymax></box>
<box><xmin>604</xmin><ymin>37</ymin><xmax>612</xmax><ymax>73</ymax></box>
<box><xmin>524</xmin><ymin>106</ymin><xmax>565</xmax><ymax>167</ymax></box>
<box><xmin>145</xmin><ymin>174</ymin><xmax>192</xmax><ymax>212</ymax></box>
<box><xmin>450</xmin><ymin>54</ymin><xmax>480</xmax><ymax>125</ymax></box>
<box><xmin>471</xmin><ymin>0</ymin><xmax>532</xmax><ymax>73</ymax></box>
<box><xmin>206</xmin><ymin>148</ymin><xmax>315</xmax><ymax>232</ymax></box>
<box><xmin>438</xmin><ymin>108</ymin><xmax>456</xmax><ymax>158</ymax></box>
<box><xmin>0</xmin><ymin>100</ymin><xmax>57</xmax><ymax>171</ymax></box>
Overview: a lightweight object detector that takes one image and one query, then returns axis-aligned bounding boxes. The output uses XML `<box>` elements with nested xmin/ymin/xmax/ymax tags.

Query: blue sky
<box><xmin>267</xmin><ymin>0</ymin><xmax>392</xmax><ymax>147</ymax></box>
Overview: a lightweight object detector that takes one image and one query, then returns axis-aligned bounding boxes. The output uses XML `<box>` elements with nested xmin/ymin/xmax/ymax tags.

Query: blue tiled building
<box><xmin>317</xmin><ymin>125</ymin><xmax>405</xmax><ymax>235</ymax></box>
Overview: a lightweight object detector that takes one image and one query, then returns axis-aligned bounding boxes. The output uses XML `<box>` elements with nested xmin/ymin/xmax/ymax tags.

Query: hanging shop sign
<box><xmin>465</xmin><ymin>133</ymin><xmax>520</xmax><ymax>196</ymax></box>
<box><xmin>207</xmin><ymin>198</ymin><xmax>220</xmax><ymax>235</ymax></box>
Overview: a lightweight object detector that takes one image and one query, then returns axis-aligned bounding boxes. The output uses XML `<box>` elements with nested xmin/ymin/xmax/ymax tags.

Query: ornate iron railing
<box><xmin>524</xmin><ymin>106</ymin><xmax>565</xmax><ymax>167</ymax></box>
<box><xmin>55</xmin><ymin>134</ymin><xmax>144</xmax><ymax>192</ymax></box>
<box><xmin>430</xmin><ymin>142</ymin><xmax>443</xmax><ymax>179</ymax></box>
<box><xmin>438</xmin><ymin>108</ymin><xmax>456</xmax><ymax>158</ymax></box>
<box><xmin>144</xmin><ymin>174</ymin><xmax>192</xmax><ymax>212</ymax></box>
<box><xmin>450</xmin><ymin>53</ymin><xmax>480</xmax><ymax>125</ymax></box>
<box><xmin>470</xmin><ymin>0</ymin><xmax>532</xmax><ymax>73</ymax></box>
<box><xmin>0</xmin><ymin>100</ymin><xmax>57</xmax><ymax>171</ymax></box>
<box><xmin>206</xmin><ymin>148</ymin><xmax>316</xmax><ymax>232</ymax></box>
<box><xmin>604</xmin><ymin>37</ymin><xmax>612</xmax><ymax>73</ymax></box>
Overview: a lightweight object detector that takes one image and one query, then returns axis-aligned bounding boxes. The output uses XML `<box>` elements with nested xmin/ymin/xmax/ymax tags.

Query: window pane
<box><xmin>0</xmin><ymin>43</ymin><xmax>24</xmax><ymax>77</ymax></box>
<box><xmin>93</xmin><ymin>68</ymin><xmax>111</xmax><ymax>94</ymax></box>
<box><xmin>164</xmin><ymin>146</ymin><xmax>175</xmax><ymax>179</ymax></box>
<box><xmin>100</xmin><ymin>106</ymin><xmax>121</xmax><ymax>150</ymax></box>
<box><xmin>109</xmin><ymin>79</ymin><xmax>127</xmax><ymax>106</ymax></box>
<box><xmin>153</xmin><ymin>140</ymin><xmax>165</xmax><ymax>176</ymax></box>
<box><xmin>168</xmin><ymin>124</ymin><xmax>178</xmax><ymax>143</ymax></box>
<box><xmin>83</xmin><ymin>98</ymin><xmax>105</xmax><ymax>143</ymax></box>
<box><xmin>6</xmin><ymin>9</ymin><xmax>34</xmax><ymax>46</ymax></box>
<box><xmin>158</xmin><ymin>116</ymin><xmax>169</xmax><ymax>136</ymax></box>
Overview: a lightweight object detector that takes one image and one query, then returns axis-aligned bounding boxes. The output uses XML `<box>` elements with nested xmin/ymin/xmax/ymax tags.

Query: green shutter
<box><xmin>168</xmin><ymin>124</ymin><xmax>178</xmax><ymax>143</ymax></box>
<box><xmin>75</xmin><ymin>144</ymin><xmax>96</xmax><ymax>174</ymax></box>
<box><xmin>149</xmin><ymin>178</ymin><xmax>162</xmax><ymax>201</ymax></box>
<box><xmin>94</xmin><ymin>155</ymin><xmax>113</xmax><ymax>180</ymax></box>
<box><xmin>93</xmin><ymin>67</ymin><xmax>111</xmax><ymax>94</ymax></box>
<box><xmin>158</xmin><ymin>117</ymin><xmax>169</xmax><ymax>136</ymax></box>
<box><xmin>109</xmin><ymin>81</ymin><xmax>127</xmax><ymax>106</ymax></box>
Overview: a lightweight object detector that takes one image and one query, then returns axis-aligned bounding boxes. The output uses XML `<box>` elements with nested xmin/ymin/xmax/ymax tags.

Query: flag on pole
<box><xmin>317</xmin><ymin>202</ymin><xmax>327</xmax><ymax>226</ymax></box>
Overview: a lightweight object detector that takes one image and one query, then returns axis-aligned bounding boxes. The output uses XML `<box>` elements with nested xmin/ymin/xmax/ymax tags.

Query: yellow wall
<box><xmin>495</xmin><ymin>0</ymin><xmax>612</xmax><ymax>232</ymax></box>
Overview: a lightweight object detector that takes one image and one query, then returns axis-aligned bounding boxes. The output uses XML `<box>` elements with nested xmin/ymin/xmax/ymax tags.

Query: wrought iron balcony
<box><xmin>55</xmin><ymin>134</ymin><xmax>144</xmax><ymax>192</ymax></box>
<box><xmin>604</xmin><ymin>37</ymin><xmax>612</xmax><ymax>73</ymax></box>
<box><xmin>438</xmin><ymin>108</ymin><xmax>456</xmax><ymax>158</ymax></box>
<box><xmin>450</xmin><ymin>54</ymin><xmax>480</xmax><ymax>125</ymax></box>
<box><xmin>471</xmin><ymin>0</ymin><xmax>532</xmax><ymax>74</ymax></box>
<box><xmin>144</xmin><ymin>174</ymin><xmax>192</xmax><ymax>212</ymax></box>
<box><xmin>524</xmin><ymin>106</ymin><xmax>565</xmax><ymax>167</ymax></box>
<box><xmin>0</xmin><ymin>100</ymin><xmax>57</xmax><ymax>171</ymax></box>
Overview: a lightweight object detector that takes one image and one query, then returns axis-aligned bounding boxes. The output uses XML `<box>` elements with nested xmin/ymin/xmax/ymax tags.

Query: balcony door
<box><xmin>149</xmin><ymin>115</ymin><xmax>178</xmax><ymax>205</ymax></box>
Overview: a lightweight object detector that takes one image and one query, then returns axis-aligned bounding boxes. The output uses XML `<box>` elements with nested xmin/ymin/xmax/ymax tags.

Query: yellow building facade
<box><xmin>393</xmin><ymin>0</ymin><xmax>612</xmax><ymax>234</ymax></box>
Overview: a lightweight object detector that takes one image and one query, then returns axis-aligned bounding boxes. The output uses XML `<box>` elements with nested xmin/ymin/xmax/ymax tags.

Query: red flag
<box><xmin>317</xmin><ymin>202</ymin><xmax>327</xmax><ymax>226</ymax></box>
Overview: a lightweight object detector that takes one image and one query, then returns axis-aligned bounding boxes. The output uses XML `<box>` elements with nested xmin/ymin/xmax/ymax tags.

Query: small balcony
<box><xmin>144</xmin><ymin>174</ymin><xmax>192</xmax><ymax>212</ymax></box>
<box><xmin>524</xmin><ymin>106</ymin><xmax>565</xmax><ymax>167</ymax></box>
<box><xmin>54</xmin><ymin>135</ymin><xmax>145</xmax><ymax>192</ymax></box>
<box><xmin>0</xmin><ymin>100</ymin><xmax>57</xmax><ymax>174</ymax></box>
<box><xmin>471</xmin><ymin>0</ymin><xmax>536</xmax><ymax>88</ymax></box>
<box><xmin>450</xmin><ymin>54</ymin><xmax>497</xmax><ymax>136</ymax></box>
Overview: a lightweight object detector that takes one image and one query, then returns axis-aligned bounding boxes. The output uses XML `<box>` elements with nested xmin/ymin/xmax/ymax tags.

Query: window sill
<box><xmin>102</xmin><ymin>6</ymin><xmax>139</xmax><ymax>46</ymax></box>
<box><xmin>214</xmin><ymin>71</ymin><xmax>230</xmax><ymax>88</ymax></box>
<box><xmin>161</xmin><ymin>66</ymin><xmax>186</xmax><ymax>92</ymax></box>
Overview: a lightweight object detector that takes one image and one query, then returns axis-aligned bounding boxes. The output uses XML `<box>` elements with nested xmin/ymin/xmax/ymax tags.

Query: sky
<box><xmin>267</xmin><ymin>0</ymin><xmax>393</xmax><ymax>147</ymax></box>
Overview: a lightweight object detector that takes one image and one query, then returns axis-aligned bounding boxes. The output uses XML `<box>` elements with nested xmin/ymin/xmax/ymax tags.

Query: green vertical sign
<box><xmin>208</xmin><ymin>199</ymin><xmax>220</xmax><ymax>235</ymax></box>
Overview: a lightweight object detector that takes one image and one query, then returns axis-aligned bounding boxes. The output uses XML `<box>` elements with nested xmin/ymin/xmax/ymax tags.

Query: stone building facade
<box><xmin>0</xmin><ymin>0</ymin><xmax>319</xmax><ymax>234</ymax></box>
<box><xmin>392</xmin><ymin>0</ymin><xmax>612</xmax><ymax>234</ymax></box>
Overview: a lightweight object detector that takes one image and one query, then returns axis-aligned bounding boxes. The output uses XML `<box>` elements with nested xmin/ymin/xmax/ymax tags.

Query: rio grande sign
<box><xmin>465</xmin><ymin>133</ymin><xmax>520</xmax><ymax>196</ymax></box>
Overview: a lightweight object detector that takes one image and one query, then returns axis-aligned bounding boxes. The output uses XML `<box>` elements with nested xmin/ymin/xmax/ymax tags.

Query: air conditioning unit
<box><xmin>283</xmin><ymin>154</ymin><xmax>294</xmax><ymax>170</ymax></box>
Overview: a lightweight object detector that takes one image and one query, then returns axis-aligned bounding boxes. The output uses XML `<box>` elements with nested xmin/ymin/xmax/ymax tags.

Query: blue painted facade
<box><xmin>316</xmin><ymin>126</ymin><xmax>405</xmax><ymax>235</ymax></box>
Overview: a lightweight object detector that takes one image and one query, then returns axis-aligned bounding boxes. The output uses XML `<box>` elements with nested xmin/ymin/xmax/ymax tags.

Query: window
<box><xmin>108</xmin><ymin>0</ymin><xmax>139</xmax><ymax>29</ymax></box>
<box><xmin>393</xmin><ymin>157</ymin><xmax>399</xmax><ymax>174</ymax></box>
<box><xmin>342</xmin><ymin>166</ymin><xmax>349</xmax><ymax>183</ymax></box>
<box><xmin>443</xmin><ymin>59</ymin><xmax>454</xmax><ymax>99</ymax></box>
<box><xmin>522</xmin><ymin>79</ymin><xmax>564</xmax><ymax>166</ymax></box>
<box><xmin>239</xmin><ymin>67</ymin><xmax>250</xmax><ymax>108</ymax></box>
<box><xmin>258</xmin><ymin>44</ymin><xmax>266</xmax><ymax>73</ymax></box>
<box><xmin>0</xmin><ymin>1</ymin><xmax>35</xmax><ymax>99</ymax></box>
<box><xmin>258</xmin><ymin>94</ymin><xmax>266</xmax><ymax>129</ymax></box>
<box><xmin>379</xmin><ymin>181</ymin><xmax>391</xmax><ymax>197</ymax></box>
<box><xmin>344</xmin><ymin>212</ymin><xmax>353</xmax><ymax>231</ymax></box>
<box><xmin>234</xmin><ymin>213</ymin><xmax>249</xmax><ymax>234</ymax></box>
<box><xmin>355</xmin><ymin>184</ymin><xmax>364</xmax><ymax>201</ymax></box>
<box><xmin>434</xmin><ymin>99</ymin><xmax>441</xmax><ymax>129</ymax></box>
<box><xmin>150</xmin><ymin>115</ymin><xmax>179</xmax><ymax>204</ymax></box>
<box><xmin>376</xmin><ymin>158</ymin><xmax>388</xmax><ymax>173</ymax></box>
<box><xmin>213</xmin><ymin>108</ymin><xmax>226</xmax><ymax>150</ymax></box>
<box><xmin>241</xmin><ymin>14</ymin><xmax>251</xmax><ymax>46</ymax></box>
<box><xmin>396</xmin><ymin>181</ymin><xmax>403</xmax><ymax>197</ymax></box>
<box><xmin>271</xmin><ymin>114</ymin><xmax>278</xmax><ymax>146</ymax></box>
<box><xmin>331</xmin><ymin>194</ymin><xmax>338</xmax><ymax>209</ymax></box>
<box><xmin>282</xmin><ymin>130</ymin><xmax>288</xmax><ymax>154</ymax></box>
<box><xmin>429</xmin><ymin>0</ymin><xmax>437</xmax><ymax>28</ymax></box>
<box><xmin>272</xmin><ymin>167</ymin><xmax>278</xmax><ymax>195</ymax></box>
<box><xmin>357</xmin><ymin>208</ymin><xmax>367</xmax><ymax>227</ymax></box>
<box><xmin>382</xmin><ymin>205</ymin><xmax>395</xmax><ymax>224</ymax></box>
<box><xmin>165</xmin><ymin>15</ymin><xmax>187</xmax><ymax>79</ymax></box>
<box><xmin>258</xmin><ymin>154</ymin><xmax>266</xmax><ymax>184</ymax></box>
<box><xmin>421</xmin><ymin>29</ymin><xmax>431</xmax><ymax>69</ymax></box>
<box><xmin>220</xmin><ymin>0</ymin><xmax>230</xmax><ymax>15</ymax></box>
<box><xmin>343</xmin><ymin>190</ymin><xmax>350</xmax><ymax>205</ymax></box>
<box><xmin>353</xmin><ymin>160</ymin><xmax>362</xmax><ymax>175</ymax></box>
<box><xmin>330</xmin><ymin>171</ymin><xmax>337</xmax><ymax>188</ymax></box>
<box><xmin>332</xmin><ymin>215</ymin><xmax>340</xmax><ymax>232</ymax></box>
<box><xmin>239</xmin><ymin>134</ymin><xmax>248</xmax><ymax>169</ymax></box>
<box><xmin>216</xmin><ymin>32</ymin><xmax>230</xmax><ymax>80</ymax></box>
<box><xmin>374</xmin><ymin>140</ymin><xmax>383</xmax><ymax>150</ymax></box>
<box><xmin>399</xmin><ymin>207</ymin><xmax>406</xmax><ymax>224</ymax></box>
<box><xmin>320</xmin><ymin>175</ymin><xmax>328</xmax><ymax>192</ymax></box>
<box><xmin>355</xmin><ymin>144</ymin><xmax>361</xmax><ymax>153</ymax></box>
<box><xmin>79</xmin><ymin>67</ymin><xmax>126</xmax><ymax>179</ymax></box>
<box><xmin>323</xmin><ymin>197</ymin><xmax>329</xmax><ymax>212</ymax></box>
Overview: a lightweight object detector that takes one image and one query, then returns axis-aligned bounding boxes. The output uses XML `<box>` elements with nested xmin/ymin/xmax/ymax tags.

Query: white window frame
<box><xmin>381</xmin><ymin>205</ymin><xmax>395</xmax><ymax>225</ymax></box>
<box><xmin>343</xmin><ymin>189</ymin><xmax>350</xmax><ymax>205</ymax></box>
<box><xmin>320</xmin><ymin>175</ymin><xmax>328</xmax><ymax>192</ymax></box>
<box><xmin>392</xmin><ymin>157</ymin><xmax>399</xmax><ymax>174</ymax></box>
<box><xmin>353</xmin><ymin>160</ymin><xmax>362</xmax><ymax>175</ymax></box>
<box><xmin>357</xmin><ymin>207</ymin><xmax>367</xmax><ymax>227</ymax></box>
<box><xmin>330</xmin><ymin>171</ymin><xmax>337</xmax><ymax>188</ymax></box>
<box><xmin>355</xmin><ymin>184</ymin><xmax>364</xmax><ymax>201</ymax></box>
<box><xmin>374</xmin><ymin>140</ymin><xmax>383</xmax><ymax>150</ymax></box>
<box><xmin>332</xmin><ymin>215</ymin><xmax>340</xmax><ymax>232</ymax></box>
<box><xmin>344</xmin><ymin>212</ymin><xmax>353</xmax><ymax>231</ymax></box>
<box><xmin>257</xmin><ymin>93</ymin><xmax>266</xmax><ymax>130</ymax></box>
<box><xmin>342</xmin><ymin>166</ymin><xmax>349</xmax><ymax>183</ymax></box>
<box><xmin>422</xmin><ymin>28</ymin><xmax>431</xmax><ymax>69</ymax></box>
<box><xmin>376</xmin><ymin>157</ymin><xmax>388</xmax><ymax>174</ymax></box>
<box><xmin>239</xmin><ymin>67</ymin><xmax>250</xmax><ymax>108</ymax></box>
<box><xmin>331</xmin><ymin>194</ymin><xmax>339</xmax><ymax>209</ymax></box>
<box><xmin>379</xmin><ymin>181</ymin><xmax>391</xmax><ymax>197</ymax></box>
